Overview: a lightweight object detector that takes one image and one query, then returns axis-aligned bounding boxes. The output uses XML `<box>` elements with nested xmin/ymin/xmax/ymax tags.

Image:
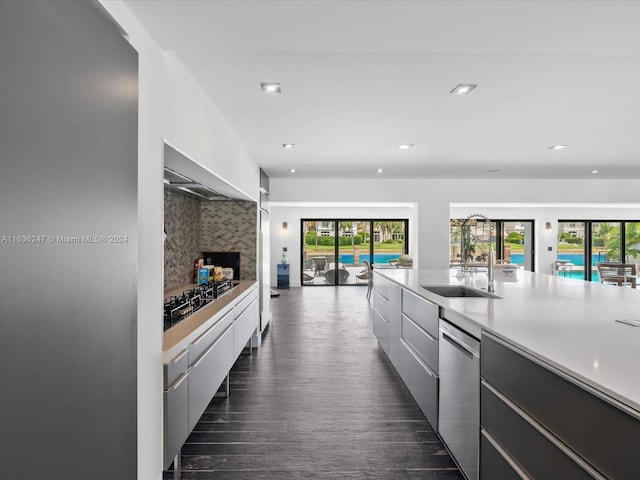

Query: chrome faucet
<box><xmin>462</xmin><ymin>214</ymin><xmax>495</xmax><ymax>292</ymax></box>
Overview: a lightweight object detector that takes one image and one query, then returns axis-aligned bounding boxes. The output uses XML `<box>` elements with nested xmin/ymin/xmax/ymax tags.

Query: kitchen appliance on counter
<box><xmin>163</xmin><ymin>278</ymin><xmax>235</xmax><ymax>330</ymax></box>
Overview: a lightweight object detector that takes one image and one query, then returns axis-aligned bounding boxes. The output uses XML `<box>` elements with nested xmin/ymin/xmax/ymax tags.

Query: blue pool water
<box><xmin>339</xmin><ymin>253</ymin><xmax>401</xmax><ymax>264</ymax></box>
<box><xmin>510</xmin><ymin>252</ymin><xmax>610</xmax><ymax>281</ymax></box>
<box><xmin>509</xmin><ymin>252</ymin><xmax>609</xmax><ymax>266</ymax></box>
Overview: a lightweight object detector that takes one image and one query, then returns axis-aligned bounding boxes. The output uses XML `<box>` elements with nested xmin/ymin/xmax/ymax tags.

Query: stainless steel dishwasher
<box><xmin>438</xmin><ymin>319</ymin><xmax>480</xmax><ymax>480</ymax></box>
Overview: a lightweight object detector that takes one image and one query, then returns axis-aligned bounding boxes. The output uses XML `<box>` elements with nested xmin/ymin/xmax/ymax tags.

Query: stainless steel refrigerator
<box><xmin>0</xmin><ymin>2</ymin><xmax>138</xmax><ymax>478</ymax></box>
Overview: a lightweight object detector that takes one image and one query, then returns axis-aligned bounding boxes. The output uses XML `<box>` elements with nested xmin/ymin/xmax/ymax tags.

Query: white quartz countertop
<box><xmin>375</xmin><ymin>268</ymin><xmax>640</xmax><ymax>415</ymax></box>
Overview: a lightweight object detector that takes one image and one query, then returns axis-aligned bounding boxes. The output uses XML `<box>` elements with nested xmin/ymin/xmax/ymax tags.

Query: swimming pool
<box><xmin>509</xmin><ymin>253</ymin><xmax>610</xmax><ymax>266</ymax></box>
<box><xmin>338</xmin><ymin>253</ymin><xmax>402</xmax><ymax>264</ymax></box>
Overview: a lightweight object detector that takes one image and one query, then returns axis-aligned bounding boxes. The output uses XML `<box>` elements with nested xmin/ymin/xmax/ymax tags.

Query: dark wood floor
<box><xmin>168</xmin><ymin>286</ymin><xmax>464</xmax><ymax>479</ymax></box>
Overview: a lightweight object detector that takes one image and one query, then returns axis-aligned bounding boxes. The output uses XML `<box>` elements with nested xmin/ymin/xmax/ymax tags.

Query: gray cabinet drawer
<box><xmin>372</xmin><ymin>306</ymin><xmax>389</xmax><ymax>354</ymax></box>
<box><xmin>163</xmin><ymin>371</ymin><xmax>189</xmax><ymax>469</ymax></box>
<box><xmin>188</xmin><ymin>309</ymin><xmax>234</xmax><ymax>367</ymax></box>
<box><xmin>163</xmin><ymin>348</ymin><xmax>188</xmax><ymax>389</ymax></box>
<box><xmin>188</xmin><ymin>324</ymin><xmax>234</xmax><ymax>431</ymax></box>
<box><xmin>482</xmin><ymin>332</ymin><xmax>640</xmax><ymax>480</ymax></box>
<box><xmin>399</xmin><ymin>339</ymin><xmax>438</xmax><ymax>431</ymax></box>
<box><xmin>481</xmin><ymin>381</ymin><xmax>593</xmax><ymax>480</ymax></box>
<box><xmin>372</xmin><ymin>272</ymin><xmax>390</xmax><ymax>299</ymax></box>
<box><xmin>371</xmin><ymin>289</ymin><xmax>387</xmax><ymax>319</ymax></box>
<box><xmin>479</xmin><ymin>431</ymin><xmax>522</xmax><ymax>480</ymax></box>
<box><xmin>234</xmin><ymin>297</ymin><xmax>258</xmax><ymax>356</ymax></box>
<box><xmin>402</xmin><ymin>289</ymin><xmax>439</xmax><ymax>338</ymax></box>
<box><xmin>401</xmin><ymin>314</ymin><xmax>438</xmax><ymax>374</ymax></box>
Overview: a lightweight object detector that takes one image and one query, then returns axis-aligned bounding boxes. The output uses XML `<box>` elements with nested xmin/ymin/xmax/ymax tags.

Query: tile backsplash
<box><xmin>164</xmin><ymin>190</ymin><xmax>201</xmax><ymax>292</ymax></box>
<box><xmin>164</xmin><ymin>190</ymin><xmax>257</xmax><ymax>292</ymax></box>
<box><xmin>200</xmin><ymin>201</ymin><xmax>257</xmax><ymax>282</ymax></box>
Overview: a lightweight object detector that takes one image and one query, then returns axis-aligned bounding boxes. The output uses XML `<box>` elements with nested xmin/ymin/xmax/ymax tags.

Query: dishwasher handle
<box><xmin>440</xmin><ymin>328</ymin><xmax>480</xmax><ymax>357</ymax></box>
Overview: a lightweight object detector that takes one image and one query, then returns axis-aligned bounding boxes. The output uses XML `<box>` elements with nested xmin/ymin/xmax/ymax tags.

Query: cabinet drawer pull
<box><xmin>192</xmin><ymin>324</ymin><xmax>232</xmax><ymax>368</ymax></box>
<box><xmin>168</xmin><ymin>349</ymin><xmax>187</xmax><ymax>365</ymax></box>
<box><xmin>168</xmin><ymin>372</ymin><xmax>188</xmax><ymax>391</ymax></box>
<box><xmin>192</xmin><ymin>311</ymin><xmax>232</xmax><ymax>346</ymax></box>
<box><xmin>441</xmin><ymin>330</ymin><xmax>479</xmax><ymax>357</ymax></box>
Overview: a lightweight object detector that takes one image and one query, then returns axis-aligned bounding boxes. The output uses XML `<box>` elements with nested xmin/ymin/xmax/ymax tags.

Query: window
<box><xmin>301</xmin><ymin>219</ymin><xmax>408</xmax><ymax>286</ymax></box>
<box><xmin>557</xmin><ymin>220</ymin><xmax>640</xmax><ymax>281</ymax></box>
<box><xmin>450</xmin><ymin>218</ymin><xmax>535</xmax><ymax>271</ymax></box>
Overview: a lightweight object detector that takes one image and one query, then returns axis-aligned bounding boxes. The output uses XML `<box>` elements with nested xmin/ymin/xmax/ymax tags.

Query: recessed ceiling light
<box><xmin>288</xmin><ymin>169</ymin><xmax>296</xmax><ymax>173</ymax></box>
<box><xmin>450</xmin><ymin>84</ymin><xmax>477</xmax><ymax>95</ymax></box>
<box><xmin>398</xmin><ymin>144</ymin><xmax>413</xmax><ymax>150</ymax></box>
<box><xmin>549</xmin><ymin>145</ymin><xmax>568</xmax><ymax>150</ymax></box>
<box><xmin>282</xmin><ymin>143</ymin><xmax>295</xmax><ymax>149</ymax></box>
<box><xmin>487</xmin><ymin>169</ymin><xmax>500</xmax><ymax>173</ymax></box>
<box><xmin>260</xmin><ymin>82</ymin><xmax>281</xmax><ymax>94</ymax></box>
<box><xmin>590</xmin><ymin>169</ymin><xmax>602</xmax><ymax>174</ymax></box>
<box><xmin>376</xmin><ymin>168</ymin><xmax>383</xmax><ymax>173</ymax></box>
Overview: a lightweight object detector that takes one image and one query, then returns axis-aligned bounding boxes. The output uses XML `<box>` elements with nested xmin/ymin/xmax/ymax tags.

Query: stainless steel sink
<box><xmin>421</xmin><ymin>285</ymin><xmax>502</xmax><ymax>299</ymax></box>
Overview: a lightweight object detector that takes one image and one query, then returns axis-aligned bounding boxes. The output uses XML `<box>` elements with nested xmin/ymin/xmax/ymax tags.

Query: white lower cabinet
<box><xmin>163</xmin><ymin>349</ymin><xmax>189</xmax><ymax>470</ymax></box>
<box><xmin>370</xmin><ymin>276</ymin><xmax>440</xmax><ymax>432</ymax></box>
<box><xmin>163</xmin><ymin>285</ymin><xmax>260</xmax><ymax>470</ymax></box>
<box><xmin>234</xmin><ymin>294</ymin><xmax>259</xmax><ymax>357</ymax></box>
<box><xmin>188</xmin><ymin>323</ymin><xmax>234</xmax><ymax>431</ymax></box>
<box><xmin>398</xmin><ymin>338</ymin><xmax>439</xmax><ymax>429</ymax></box>
<box><xmin>372</xmin><ymin>306</ymin><xmax>389</xmax><ymax>354</ymax></box>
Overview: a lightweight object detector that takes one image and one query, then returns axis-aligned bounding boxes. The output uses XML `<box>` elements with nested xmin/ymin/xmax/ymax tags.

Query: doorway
<box><xmin>301</xmin><ymin>219</ymin><xmax>409</xmax><ymax>285</ymax></box>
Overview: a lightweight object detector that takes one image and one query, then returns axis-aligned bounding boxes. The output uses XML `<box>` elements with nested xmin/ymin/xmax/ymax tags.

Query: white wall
<box><xmin>98</xmin><ymin>3</ymin><xmax>261</xmax><ymax>478</ymax></box>
<box><xmin>163</xmin><ymin>52</ymin><xmax>259</xmax><ymax>200</ymax></box>
<box><xmin>270</xmin><ymin>178</ymin><xmax>640</xmax><ymax>275</ymax></box>
<box><xmin>270</xmin><ymin>203</ymin><xmax>418</xmax><ymax>287</ymax></box>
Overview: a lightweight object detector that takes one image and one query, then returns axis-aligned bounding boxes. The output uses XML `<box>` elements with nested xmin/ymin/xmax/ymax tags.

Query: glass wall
<box><xmin>557</xmin><ymin>220</ymin><xmax>640</xmax><ymax>282</ymax></box>
<box><xmin>625</xmin><ymin>222</ymin><xmax>640</xmax><ymax>263</ymax></box>
<box><xmin>591</xmin><ymin>222</ymin><xmax>621</xmax><ymax>281</ymax></box>
<box><xmin>301</xmin><ymin>219</ymin><xmax>408</xmax><ymax>286</ymax></box>
<box><xmin>450</xmin><ymin>218</ymin><xmax>534</xmax><ymax>271</ymax></box>
<box><xmin>556</xmin><ymin>221</ymin><xmax>586</xmax><ymax>280</ymax></box>
<box><xmin>372</xmin><ymin>221</ymin><xmax>406</xmax><ymax>266</ymax></box>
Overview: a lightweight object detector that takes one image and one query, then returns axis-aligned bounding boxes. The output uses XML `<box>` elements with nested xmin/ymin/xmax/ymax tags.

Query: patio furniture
<box><xmin>303</xmin><ymin>258</ymin><xmax>316</xmax><ymax>272</ymax></box>
<box><xmin>596</xmin><ymin>262</ymin><xmax>636</xmax><ymax>288</ymax></box>
<box><xmin>553</xmin><ymin>260</ymin><xmax>574</xmax><ymax>277</ymax></box>
<box><xmin>356</xmin><ymin>260</ymin><xmax>371</xmax><ymax>283</ymax></box>
<box><xmin>356</xmin><ymin>260</ymin><xmax>373</xmax><ymax>299</ymax></box>
<box><xmin>325</xmin><ymin>268</ymin><xmax>349</xmax><ymax>285</ymax></box>
<box><xmin>302</xmin><ymin>271</ymin><xmax>315</xmax><ymax>284</ymax></box>
<box><xmin>312</xmin><ymin>257</ymin><xmax>327</xmax><ymax>277</ymax></box>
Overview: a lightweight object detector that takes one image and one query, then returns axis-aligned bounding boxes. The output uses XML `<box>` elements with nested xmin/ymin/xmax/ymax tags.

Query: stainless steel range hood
<box><xmin>163</xmin><ymin>143</ymin><xmax>255</xmax><ymax>202</ymax></box>
<box><xmin>163</xmin><ymin>167</ymin><xmax>228</xmax><ymax>201</ymax></box>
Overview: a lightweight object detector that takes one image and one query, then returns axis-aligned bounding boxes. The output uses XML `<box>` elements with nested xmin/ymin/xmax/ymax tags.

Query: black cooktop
<box><xmin>163</xmin><ymin>279</ymin><xmax>235</xmax><ymax>331</ymax></box>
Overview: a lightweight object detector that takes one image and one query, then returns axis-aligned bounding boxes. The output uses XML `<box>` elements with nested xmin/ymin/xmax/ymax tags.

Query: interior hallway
<box><xmin>168</xmin><ymin>286</ymin><xmax>463</xmax><ymax>479</ymax></box>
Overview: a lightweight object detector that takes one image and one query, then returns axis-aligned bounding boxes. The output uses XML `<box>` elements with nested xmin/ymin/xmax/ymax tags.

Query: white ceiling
<box><xmin>124</xmin><ymin>0</ymin><xmax>640</xmax><ymax>180</ymax></box>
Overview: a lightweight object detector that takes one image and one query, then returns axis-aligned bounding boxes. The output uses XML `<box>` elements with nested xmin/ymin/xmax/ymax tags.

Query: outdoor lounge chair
<box><xmin>356</xmin><ymin>260</ymin><xmax>371</xmax><ymax>283</ymax></box>
<box><xmin>312</xmin><ymin>257</ymin><xmax>327</xmax><ymax>276</ymax></box>
<box><xmin>356</xmin><ymin>260</ymin><xmax>373</xmax><ymax>299</ymax></box>
<box><xmin>596</xmin><ymin>262</ymin><xmax>636</xmax><ymax>288</ymax></box>
<box><xmin>325</xmin><ymin>268</ymin><xmax>349</xmax><ymax>285</ymax></box>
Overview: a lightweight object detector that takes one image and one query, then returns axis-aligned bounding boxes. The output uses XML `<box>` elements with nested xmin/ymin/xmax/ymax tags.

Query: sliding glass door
<box><xmin>302</xmin><ymin>220</ymin><xmax>336</xmax><ymax>285</ymax></box>
<box><xmin>557</xmin><ymin>220</ymin><xmax>640</xmax><ymax>282</ymax></box>
<box><xmin>373</xmin><ymin>221</ymin><xmax>406</xmax><ymax>265</ymax></box>
<box><xmin>301</xmin><ymin>219</ymin><xmax>408</xmax><ymax>286</ymax></box>
<box><xmin>450</xmin><ymin>218</ymin><xmax>534</xmax><ymax>272</ymax></box>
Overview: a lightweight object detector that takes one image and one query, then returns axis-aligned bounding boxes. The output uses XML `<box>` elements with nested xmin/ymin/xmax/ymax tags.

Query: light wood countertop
<box><xmin>163</xmin><ymin>280</ymin><xmax>258</xmax><ymax>360</ymax></box>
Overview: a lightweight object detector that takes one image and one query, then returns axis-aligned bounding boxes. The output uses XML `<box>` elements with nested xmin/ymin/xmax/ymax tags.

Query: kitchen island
<box><xmin>372</xmin><ymin>268</ymin><xmax>640</xmax><ymax>480</ymax></box>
